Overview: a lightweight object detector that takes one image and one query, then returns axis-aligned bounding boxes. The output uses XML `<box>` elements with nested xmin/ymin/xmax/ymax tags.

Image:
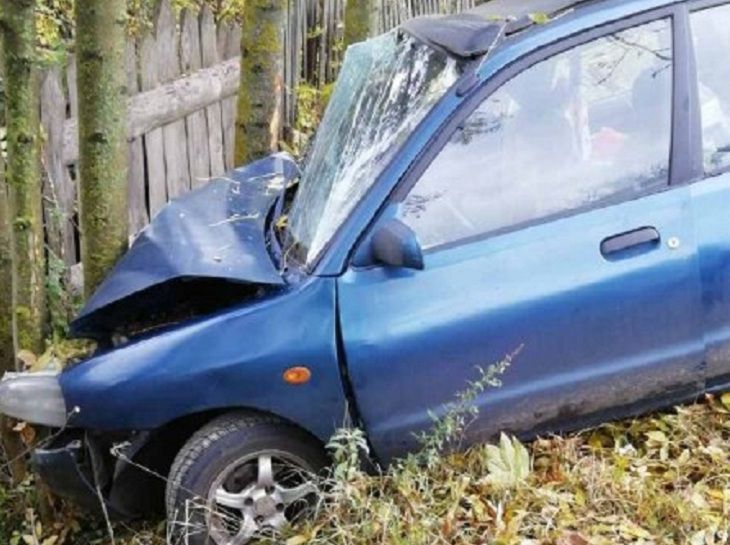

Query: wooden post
<box><xmin>1</xmin><ymin>0</ymin><xmax>46</xmax><ymax>357</ymax></box>
<box><xmin>75</xmin><ymin>0</ymin><xmax>129</xmax><ymax>297</ymax></box>
<box><xmin>235</xmin><ymin>0</ymin><xmax>286</xmax><ymax>165</ymax></box>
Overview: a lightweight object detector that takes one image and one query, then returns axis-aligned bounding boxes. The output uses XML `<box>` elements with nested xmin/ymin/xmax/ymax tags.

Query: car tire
<box><xmin>165</xmin><ymin>412</ymin><xmax>328</xmax><ymax>545</ymax></box>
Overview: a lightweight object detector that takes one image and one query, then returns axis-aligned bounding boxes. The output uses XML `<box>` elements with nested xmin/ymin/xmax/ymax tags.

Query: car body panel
<box><xmin>339</xmin><ymin>187</ymin><xmax>705</xmax><ymax>462</ymax></box>
<box><xmin>692</xmin><ymin>173</ymin><xmax>730</xmax><ymax>391</ymax></box>
<box><xmin>61</xmin><ymin>278</ymin><xmax>347</xmax><ymax>442</ymax></box>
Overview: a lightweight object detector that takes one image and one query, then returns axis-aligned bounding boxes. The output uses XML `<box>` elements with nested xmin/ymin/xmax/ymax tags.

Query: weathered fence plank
<box><xmin>157</xmin><ymin>0</ymin><xmax>190</xmax><ymax>201</ymax></box>
<box><xmin>125</xmin><ymin>39</ymin><xmax>148</xmax><ymax>238</ymax></box>
<box><xmin>181</xmin><ymin>9</ymin><xmax>212</xmax><ymax>188</ymax></box>
<box><xmin>219</xmin><ymin>22</ymin><xmax>239</xmax><ymax>171</ymax></box>
<box><xmin>61</xmin><ymin>57</ymin><xmax>239</xmax><ymax>165</ymax></box>
<box><xmin>63</xmin><ymin>55</ymin><xmax>79</xmax><ymax>262</ymax></box>
<box><xmin>201</xmin><ymin>6</ymin><xmax>226</xmax><ymax>177</ymax></box>
<box><xmin>41</xmin><ymin>67</ymin><xmax>72</xmax><ymax>265</ymax></box>
<box><xmin>139</xmin><ymin>33</ymin><xmax>168</xmax><ymax>217</ymax></box>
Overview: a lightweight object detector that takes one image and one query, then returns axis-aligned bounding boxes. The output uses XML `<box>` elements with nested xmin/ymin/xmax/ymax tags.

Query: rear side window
<box><xmin>399</xmin><ymin>19</ymin><xmax>674</xmax><ymax>250</ymax></box>
<box><xmin>691</xmin><ymin>5</ymin><xmax>730</xmax><ymax>174</ymax></box>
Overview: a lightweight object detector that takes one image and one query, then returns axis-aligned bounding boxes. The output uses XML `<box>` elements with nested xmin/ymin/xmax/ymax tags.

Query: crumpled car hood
<box><xmin>71</xmin><ymin>153</ymin><xmax>299</xmax><ymax>339</ymax></box>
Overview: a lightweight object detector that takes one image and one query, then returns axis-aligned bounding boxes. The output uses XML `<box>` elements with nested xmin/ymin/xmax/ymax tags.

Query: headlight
<box><xmin>0</xmin><ymin>372</ymin><xmax>68</xmax><ymax>427</ymax></box>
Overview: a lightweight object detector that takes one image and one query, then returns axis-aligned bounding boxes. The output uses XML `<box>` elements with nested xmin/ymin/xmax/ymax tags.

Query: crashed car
<box><xmin>3</xmin><ymin>0</ymin><xmax>730</xmax><ymax>541</ymax></box>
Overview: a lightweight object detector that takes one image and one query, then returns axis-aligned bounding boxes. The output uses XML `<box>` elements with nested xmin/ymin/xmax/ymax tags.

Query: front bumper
<box><xmin>32</xmin><ymin>431</ymin><xmax>162</xmax><ymax>519</ymax></box>
<box><xmin>32</xmin><ymin>436</ymin><xmax>105</xmax><ymax>514</ymax></box>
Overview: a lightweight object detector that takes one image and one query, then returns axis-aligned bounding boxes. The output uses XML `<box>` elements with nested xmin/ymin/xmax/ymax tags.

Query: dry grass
<box><xmin>1</xmin><ymin>396</ymin><xmax>729</xmax><ymax>545</ymax></box>
<box><xmin>285</xmin><ymin>396</ymin><xmax>730</xmax><ymax>545</ymax></box>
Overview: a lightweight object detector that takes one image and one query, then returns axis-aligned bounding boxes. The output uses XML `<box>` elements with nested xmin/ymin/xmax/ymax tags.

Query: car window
<box><xmin>398</xmin><ymin>19</ymin><xmax>673</xmax><ymax>251</ymax></box>
<box><xmin>691</xmin><ymin>5</ymin><xmax>730</xmax><ymax>174</ymax></box>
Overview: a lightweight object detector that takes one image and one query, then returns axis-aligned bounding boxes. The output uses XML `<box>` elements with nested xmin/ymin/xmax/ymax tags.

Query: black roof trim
<box><xmin>401</xmin><ymin>14</ymin><xmax>507</xmax><ymax>60</ymax></box>
<box><xmin>401</xmin><ymin>0</ymin><xmax>592</xmax><ymax>60</ymax></box>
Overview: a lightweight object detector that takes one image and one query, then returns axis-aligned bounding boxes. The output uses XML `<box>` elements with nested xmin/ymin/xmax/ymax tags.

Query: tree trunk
<box><xmin>344</xmin><ymin>0</ymin><xmax>375</xmax><ymax>47</ymax></box>
<box><xmin>0</xmin><ymin>156</ymin><xmax>12</xmax><ymax>368</ymax></box>
<box><xmin>75</xmin><ymin>0</ymin><xmax>129</xmax><ymax>297</ymax></box>
<box><xmin>0</xmin><ymin>12</ymin><xmax>13</xmax><ymax>373</ymax></box>
<box><xmin>235</xmin><ymin>0</ymin><xmax>286</xmax><ymax>165</ymax></box>
<box><xmin>1</xmin><ymin>0</ymin><xmax>45</xmax><ymax>357</ymax></box>
<box><xmin>0</xmin><ymin>161</ymin><xmax>26</xmax><ymax>484</ymax></box>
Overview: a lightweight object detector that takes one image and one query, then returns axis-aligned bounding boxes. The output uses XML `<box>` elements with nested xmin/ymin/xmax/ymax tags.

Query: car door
<box><xmin>687</xmin><ymin>2</ymin><xmax>730</xmax><ymax>393</ymax></box>
<box><xmin>337</xmin><ymin>16</ymin><xmax>706</xmax><ymax>463</ymax></box>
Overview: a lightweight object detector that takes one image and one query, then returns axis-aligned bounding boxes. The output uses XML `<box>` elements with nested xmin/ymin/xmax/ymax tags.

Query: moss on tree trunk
<box><xmin>0</xmin><ymin>149</ymin><xmax>13</xmax><ymax>369</ymax></box>
<box><xmin>75</xmin><ymin>0</ymin><xmax>129</xmax><ymax>297</ymax></box>
<box><xmin>1</xmin><ymin>0</ymin><xmax>46</xmax><ymax>357</ymax></box>
<box><xmin>0</xmin><ymin>160</ymin><xmax>22</xmax><ymax>484</ymax></box>
<box><xmin>235</xmin><ymin>0</ymin><xmax>286</xmax><ymax>165</ymax></box>
<box><xmin>344</xmin><ymin>0</ymin><xmax>374</xmax><ymax>47</ymax></box>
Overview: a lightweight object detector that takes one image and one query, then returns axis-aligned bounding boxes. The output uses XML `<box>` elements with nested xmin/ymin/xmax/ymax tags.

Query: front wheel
<box><xmin>166</xmin><ymin>413</ymin><xmax>328</xmax><ymax>545</ymax></box>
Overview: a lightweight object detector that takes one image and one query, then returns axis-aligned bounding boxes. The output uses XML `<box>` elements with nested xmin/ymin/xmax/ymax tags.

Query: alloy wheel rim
<box><xmin>204</xmin><ymin>451</ymin><xmax>318</xmax><ymax>545</ymax></box>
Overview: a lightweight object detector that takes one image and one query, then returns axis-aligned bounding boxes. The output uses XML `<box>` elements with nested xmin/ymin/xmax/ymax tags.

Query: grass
<box><xmin>288</xmin><ymin>396</ymin><xmax>730</xmax><ymax>545</ymax></box>
<box><xmin>1</xmin><ymin>389</ymin><xmax>729</xmax><ymax>544</ymax></box>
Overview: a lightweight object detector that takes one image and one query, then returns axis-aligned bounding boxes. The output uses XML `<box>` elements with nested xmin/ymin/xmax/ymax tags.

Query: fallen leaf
<box><xmin>16</xmin><ymin>350</ymin><xmax>37</xmax><ymax>371</ymax></box>
<box><xmin>485</xmin><ymin>433</ymin><xmax>531</xmax><ymax>488</ymax></box>
<box><xmin>557</xmin><ymin>532</ymin><xmax>589</xmax><ymax>545</ymax></box>
<box><xmin>529</xmin><ymin>12</ymin><xmax>551</xmax><ymax>24</ymax></box>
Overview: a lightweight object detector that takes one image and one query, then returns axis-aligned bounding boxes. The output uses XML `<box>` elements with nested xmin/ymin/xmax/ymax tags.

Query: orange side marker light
<box><xmin>283</xmin><ymin>366</ymin><xmax>312</xmax><ymax>385</ymax></box>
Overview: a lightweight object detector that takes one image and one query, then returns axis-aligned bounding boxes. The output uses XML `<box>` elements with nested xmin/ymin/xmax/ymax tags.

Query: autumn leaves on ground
<box><xmin>0</xmin><ymin>395</ymin><xmax>728</xmax><ymax>544</ymax></box>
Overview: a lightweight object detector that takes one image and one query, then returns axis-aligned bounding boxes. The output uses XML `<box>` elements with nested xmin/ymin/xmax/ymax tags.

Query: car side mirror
<box><xmin>371</xmin><ymin>219</ymin><xmax>424</xmax><ymax>270</ymax></box>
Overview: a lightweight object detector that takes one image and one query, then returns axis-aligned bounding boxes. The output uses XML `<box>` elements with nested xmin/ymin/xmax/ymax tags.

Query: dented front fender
<box><xmin>60</xmin><ymin>278</ymin><xmax>348</xmax><ymax>442</ymax></box>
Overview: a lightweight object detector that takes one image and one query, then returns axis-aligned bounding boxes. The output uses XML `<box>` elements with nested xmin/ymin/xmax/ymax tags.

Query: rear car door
<box><xmin>338</xmin><ymin>15</ymin><xmax>706</xmax><ymax>463</ymax></box>
<box><xmin>688</xmin><ymin>1</ymin><xmax>730</xmax><ymax>393</ymax></box>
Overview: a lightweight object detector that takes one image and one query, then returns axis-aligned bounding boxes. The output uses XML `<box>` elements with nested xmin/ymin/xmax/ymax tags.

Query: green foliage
<box><xmin>44</xmin><ymin>251</ymin><xmax>80</xmax><ymax>338</ymax></box>
<box><xmin>281</xmin><ymin>83</ymin><xmax>331</xmax><ymax>158</ymax></box>
<box><xmin>415</xmin><ymin>347</ymin><xmax>519</xmax><ymax>468</ymax></box>
<box><xmin>31</xmin><ymin>0</ymin><xmax>249</xmax><ymax>62</ymax></box>
<box><xmin>327</xmin><ymin>427</ymin><xmax>370</xmax><ymax>483</ymax></box>
<box><xmin>35</xmin><ymin>0</ymin><xmax>74</xmax><ymax>64</ymax></box>
<box><xmin>343</xmin><ymin>0</ymin><xmax>372</xmax><ymax>47</ymax></box>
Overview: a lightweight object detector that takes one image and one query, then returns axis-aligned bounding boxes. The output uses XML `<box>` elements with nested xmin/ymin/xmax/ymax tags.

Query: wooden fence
<box><xmin>38</xmin><ymin>0</ymin><xmax>477</xmax><ymax>270</ymax></box>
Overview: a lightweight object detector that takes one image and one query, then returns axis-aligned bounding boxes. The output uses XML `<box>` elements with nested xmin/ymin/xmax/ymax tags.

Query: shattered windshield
<box><xmin>285</xmin><ymin>30</ymin><xmax>460</xmax><ymax>265</ymax></box>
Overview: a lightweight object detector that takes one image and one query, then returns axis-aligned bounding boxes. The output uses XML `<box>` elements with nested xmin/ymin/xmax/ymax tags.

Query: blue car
<box><xmin>3</xmin><ymin>0</ymin><xmax>730</xmax><ymax>541</ymax></box>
